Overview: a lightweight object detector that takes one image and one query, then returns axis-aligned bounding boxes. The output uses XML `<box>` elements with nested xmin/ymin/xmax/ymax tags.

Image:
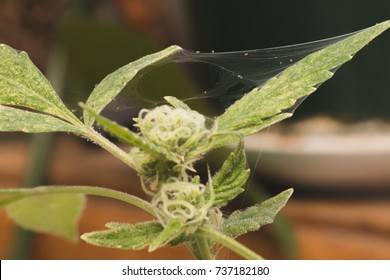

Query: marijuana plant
<box><xmin>0</xmin><ymin>21</ymin><xmax>389</xmax><ymax>259</ymax></box>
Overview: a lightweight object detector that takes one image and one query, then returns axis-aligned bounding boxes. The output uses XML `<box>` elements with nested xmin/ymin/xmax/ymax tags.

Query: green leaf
<box><xmin>217</xmin><ymin>20</ymin><xmax>390</xmax><ymax>138</ymax></box>
<box><xmin>164</xmin><ymin>96</ymin><xmax>191</xmax><ymax>110</ymax></box>
<box><xmin>212</xmin><ymin>113</ymin><xmax>290</xmax><ymax>149</ymax></box>
<box><xmin>148</xmin><ymin>218</ymin><xmax>185</xmax><ymax>251</ymax></box>
<box><xmin>211</xmin><ymin>139</ymin><xmax>250</xmax><ymax>207</ymax></box>
<box><xmin>0</xmin><ymin>105</ymin><xmax>80</xmax><ymax>133</ymax></box>
<box><xmin>81</xmin><ymin>103</ymin><xmax>179</xmax><ymax>162</ymax></box>
<box><xmin>223</xmin><ymin>188</ymin><xmax>293</xmax><ymax>238</ymax></box>
<box><xmin>81</xmin><ymin>221</ymin><xmax>164</xmax><ymax>250</ymax></box>
<box><xmin>84</xmin><ymin>45</ymin><xmax>182</xmax><ymax>126</ymax></box>
<box><xmin>0</xmin><ymin>195</ymin><xmax>22</xmax><ymax>208</ymax></box>
<box><xmin>0</xmin><ymin>44</ymin><xmax>79</xmax><ymax>124</ymax></box>
<box><xmin>6</xmin><ymin>193</ymin><xmax>86</xmax><ymax>242</ymax></box>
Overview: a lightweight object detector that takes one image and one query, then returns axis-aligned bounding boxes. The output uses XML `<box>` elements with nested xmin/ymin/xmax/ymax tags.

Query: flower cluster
<box><xmin>128</xmin><ymin>104</ymin><xmax>215</xmax><ymax>227</ymax></box>
<box><xmin>129</xmin><ymin>105</ymin><xmax>211</xmax><ymax>180</ymax></box>
<box><xmin>152</xmin><ymin>179</ymin><xmax>213</xmax><ymax>232</ymax></box>
<box><xmin>135</xmin><ymin>105</ymin><xmax>210</xmax><ymax>156</ymax></box>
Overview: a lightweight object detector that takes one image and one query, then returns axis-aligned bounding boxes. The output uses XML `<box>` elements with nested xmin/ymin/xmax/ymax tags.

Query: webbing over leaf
<box><xmin>216</xmin><ymin>21</ymin><xmax>390</xmax><ymax>141</ymax></box>
<box><xmin>84</xmin><ymin>45</ymin><xmax>182</xmax><ymax>126</ymax></box>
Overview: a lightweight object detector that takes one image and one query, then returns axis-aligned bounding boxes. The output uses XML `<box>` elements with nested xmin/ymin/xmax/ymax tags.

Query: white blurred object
<box><xmin>244</xmin><ymin>117</ymin><xmax>390</xmax><ymax>189</ymax></box>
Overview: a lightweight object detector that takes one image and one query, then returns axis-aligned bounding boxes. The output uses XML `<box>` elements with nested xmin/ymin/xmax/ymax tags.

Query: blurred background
<box><xmin>0</xmin><ymin>0</ymin><xmax>389</xmax><ymax>259</ymax></box>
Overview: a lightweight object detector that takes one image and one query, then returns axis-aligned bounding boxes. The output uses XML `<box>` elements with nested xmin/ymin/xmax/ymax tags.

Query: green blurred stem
<box><xmin>11</xmin><ymin>134</ymin><xmax>54</xmax><ymax>259</ymax></box>
<box><xmin>198</xmin><ymin>227</ymin><xmax>264</xmax><ymax>260</ymax></box>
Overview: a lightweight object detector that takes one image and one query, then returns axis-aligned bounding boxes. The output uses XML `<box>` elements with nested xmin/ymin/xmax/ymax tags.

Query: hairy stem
<box><xmin>1</xmin><ymin>186</ymin><xmax>156</xmax><ymax>217</ymax></box>
<box><xmin>198</xmin><ymin>227</ymin><xmax>264</xmax><ymax>260</ymax></box>
<box><xmin>80</xmin><ymin>127</ymin><xmax>136</xmax><ymax>169</ymax></box>
<box><xmin>194</xmin><ymin>233</ymin><xmax>213</xmax><ymax>260</ymax></box>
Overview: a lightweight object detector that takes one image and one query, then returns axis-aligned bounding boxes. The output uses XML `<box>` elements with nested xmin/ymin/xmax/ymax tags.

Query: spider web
<box><xmin>103</xmin><ymin>29</ymin><xmax>356</xmax><ymax>122</ymax></box>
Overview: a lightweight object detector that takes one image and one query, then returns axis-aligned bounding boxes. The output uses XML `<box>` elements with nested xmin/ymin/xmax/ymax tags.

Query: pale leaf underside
<box><xmin>6</xmin><ymin>193</ymin><xmax>86</xmax><ymax>242</ymax></box>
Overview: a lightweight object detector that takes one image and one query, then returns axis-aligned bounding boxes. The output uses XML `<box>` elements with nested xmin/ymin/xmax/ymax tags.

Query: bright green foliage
<box><xmin>216</xmin><ymin>21</ymin><xmax>390</xmax><ymax>141</ymax></box>
<box><xmin>223</xmin><ymin>188</ymin><xmax>293</xmax><ymax>238</ymax></box>
<box><xmin>6</xmin><ymin>193</ymin><xmax>86</xmax><ymax>241</ymax></box>
<box><xmin>81</xmin><ymin>221</ymin><xmax>164</xmax><ymax>250</ymax></box>
<box><xmin>82</xmin><ymin>220</ymin><xmax>186</xmax><ymax>252</ymax></box>
<box><xmin>84</xmin><ymin>45</ymin><xmax>182</xmax><ymax>126</ymax></box>
<box><xmin>211</xmin><ymin>139</ymin><xmax>250</xmax><ymax>207</ymax></box>
<box><xmin>148</xmin><ymin>218</ymin><xmax>184</xmax><ymax>251</ymax></box>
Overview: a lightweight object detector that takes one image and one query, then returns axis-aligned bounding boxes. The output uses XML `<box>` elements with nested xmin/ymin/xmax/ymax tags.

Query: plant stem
<box><xmin>194</xmin><ymin>233</ymin><xmax>213</xmax><ymax>260</ymax></box>
<box><xmin>80</xmin><ymin>127</ymin><xmax>136</xmax><ymax>169</ymax></box>
<box><xmin>1</xmin><ymin>186</ymin><xmax>156</xmax><ymax>217</ymax></box>
<box><xmin>198</xmin><ymin>227</ymin><xmax>264</xmax><ymax>260</ymax></box>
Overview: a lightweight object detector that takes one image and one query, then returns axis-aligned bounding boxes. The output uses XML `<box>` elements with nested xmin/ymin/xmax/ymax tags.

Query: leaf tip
<box><xmin>167</xmin><ymin>45</ymin><xmax>183</xmax><ymax>52</ymax></box>
<box><xmin>148</xmin><ymin>244</ymin><xmax>158</xmax><ymax>252</ymax></box>
<box><xmin>279</xmin><ymin>187</ymin><xmax>294</xmax><ymax>203</ymax></box>
<box><xmin>378</xmin><ymin>19</ymin><xmax>390</xmax><ymax>28</ymax></box>
<box><xmin>78</xmin><ymin>102</ymin><xmax>85</xmax><ymax>108</ymax></box>
<box><xmin>285</xmin><ymin>187</ymin><xmax>294</xmax><ymax>196</ymax></box>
